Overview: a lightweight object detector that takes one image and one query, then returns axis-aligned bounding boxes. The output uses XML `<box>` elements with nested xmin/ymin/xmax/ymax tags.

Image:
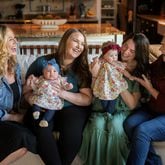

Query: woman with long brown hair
<box><xmin>24</xmin><ymin>28</ymin><xmax>92</xmax><ymax>165</ymax></box>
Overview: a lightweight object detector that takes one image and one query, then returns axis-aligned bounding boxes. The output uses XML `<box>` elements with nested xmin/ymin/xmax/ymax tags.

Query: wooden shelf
<box><xmin>101</xmin><ymin>0</ymin><xmax>117</xmax><ymax>26</ymax></box>
<box><xmin>101</xmin><ymin>7</ymin><xmax>115</xmax><ymax>10</ymax></box>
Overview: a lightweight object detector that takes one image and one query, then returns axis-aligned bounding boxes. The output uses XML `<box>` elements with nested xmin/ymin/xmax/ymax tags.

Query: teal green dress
<box><xmin>79</xmin><ymin>78</ymin><xmax>140</xmax><ymax>165</ymax></box>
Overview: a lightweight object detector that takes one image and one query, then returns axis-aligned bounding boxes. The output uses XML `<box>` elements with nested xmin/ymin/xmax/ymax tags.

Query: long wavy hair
<box><xmin>0</xmin><ymin>25</ymin><xmax>16</xmax><ymax>76</ymax></box>
<box><xmin>119</xmin><ymin>33</ymin><xmax>150</xmax><ymax>78</ymax></box>
<box><xmin>55</xmin><ymin>28</ymin><xmax>91</xmax><ymax>85</ymax></box>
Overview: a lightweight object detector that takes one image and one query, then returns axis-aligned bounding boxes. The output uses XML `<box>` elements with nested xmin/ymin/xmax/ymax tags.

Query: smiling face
<box><xmin>120</xmin><ymin>38</ymin><xmax>137</xmax><ymax>72</ymax></box>
<box><xmin>121</xmin><ymin>38</ymin><xmax>135</xmax><ymax>63</ymax></box>
<box><xmin>65</xmin><ymin>32</ymin><xmax>85</xmax><ymax>61</ymax></box>
<box><xmin>0</xmin><ymin>26</ymin><xmax>18</xmax><ymax>75</ymax></box>
<box><xmin>4</xmin><ymin>28</ymin><xmax>17</xmax><ymax>56</ymax></box>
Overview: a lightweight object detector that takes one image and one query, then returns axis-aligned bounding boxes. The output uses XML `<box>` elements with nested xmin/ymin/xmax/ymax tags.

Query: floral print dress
<box><xmin>29</xmin><ymin>76</ymin><xmax>69</xmax><ymax>110</ymax></box>
<box><xmin>93</xmin><ymin>61</ymin><xmax>128</xmax><ymax>100</ymax></box>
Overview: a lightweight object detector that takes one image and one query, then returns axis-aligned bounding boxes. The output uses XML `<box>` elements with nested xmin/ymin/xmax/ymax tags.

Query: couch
<box><xmin>1</xmin><ymin>44</ymin><xmax>164</xmax><ymax>165</ymax></box>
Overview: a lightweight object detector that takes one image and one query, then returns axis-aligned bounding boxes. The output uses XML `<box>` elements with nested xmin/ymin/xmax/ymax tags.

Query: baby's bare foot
<box><xmin>33</xmin><ymin>111</ymin><xmax>40</xmax><ymax>120</ymax></box>
<box><xmin>39</xmin><ymin>120</ymin><xmax>48</xmax><ymax>127</ymax></box>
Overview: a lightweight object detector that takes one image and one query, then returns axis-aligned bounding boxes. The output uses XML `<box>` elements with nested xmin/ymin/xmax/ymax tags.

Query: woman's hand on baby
<box><xmin>123</xmin><ymin>70</ymin><xmax>134</xmax><ymax>81</ymax></box>
<box><xmin>66</xmin><ymin>83</ymin><xmax>73</xmax><ymax>90</ymax></box>
<box><xmin>113</xmin><ymin>62</ymin><xmax>134</xmax><ymax>80</ymax></box>
<box><xmin>89</xmin><ymin>57</ymin><xmax>101</xmax><ymax>77</ymax></box>
<box><xmin>23</xmin><ymin>74</ymin><xmax>38</xmax><ymax>95</ymax></box>
<box><xmin>112</xmin><ymin>61</ymin><xmax>127</xmax><ymax>72</ymax></box>
<box><xmin>52</xmin><ymin>81</ymin><xmax>64</xmax><ymax>96</ymax></box>
<box><xmin>26</xmin><ymin>75</ymin><xmax>38</xmax><ymax>87</ymax></box>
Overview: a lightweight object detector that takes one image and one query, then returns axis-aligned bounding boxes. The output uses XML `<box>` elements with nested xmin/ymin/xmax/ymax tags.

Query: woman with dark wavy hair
<box><xmin>78</xmin><ymin>33</ymin><xmax>150</xmax><ymax>165</ymax></box>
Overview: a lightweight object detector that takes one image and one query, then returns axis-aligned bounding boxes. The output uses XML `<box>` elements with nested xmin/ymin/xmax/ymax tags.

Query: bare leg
<box><xmin>0</xmin><ymin>148</ymin><xmax>27</xmax><ymax>165</ymax></box>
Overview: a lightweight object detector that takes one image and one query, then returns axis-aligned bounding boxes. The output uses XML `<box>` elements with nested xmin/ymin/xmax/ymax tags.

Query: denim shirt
<box><xmin>0</xmin><ymin>64</ymin><xmax>22</xmax><ymax>119</ymax></box>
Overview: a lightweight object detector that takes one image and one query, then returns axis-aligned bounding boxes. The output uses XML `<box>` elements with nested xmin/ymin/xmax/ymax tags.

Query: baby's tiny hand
<box><xmin>89</xmin><ymin>57</ymin><xmax>100</xmax><ymax>77</ymax></box>
<box><xmin>112</xmin><ymin>61</ymin><xmax>127</xmax><ymax>71</ymax></box>
<box><xmin>66</xmin><ymin>83</ymin><xmax>73</xmax><ymax>90</ymax></box>
<box><xmin>68</xmin><ymin>83</ymin><xmax>73</xmax><ymax>90</ymax></box>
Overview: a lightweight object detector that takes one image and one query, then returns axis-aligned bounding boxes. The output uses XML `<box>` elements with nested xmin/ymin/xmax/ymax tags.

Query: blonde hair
<box><xmin>0</xmin><ymin>25</ymin><xmax>17</xmax><ymax>76</ymax></box>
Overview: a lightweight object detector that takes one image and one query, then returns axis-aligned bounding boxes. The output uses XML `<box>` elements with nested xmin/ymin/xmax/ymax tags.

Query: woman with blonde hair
<box><xmin>0</xmin><ymin>25</ymin><xmax>36</xmax><ymax>164</ymax></box>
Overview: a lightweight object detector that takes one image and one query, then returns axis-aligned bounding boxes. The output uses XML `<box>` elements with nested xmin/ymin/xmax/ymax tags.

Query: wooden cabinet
<box><xmin>136</xmin><ymin>16</ymin><xmax>162</xmax><ymax>44</ymax></box>
<box><xmin>101</xmin><ymin>0</ymin><xmax>117</xmax><ymax>26</ymax></box>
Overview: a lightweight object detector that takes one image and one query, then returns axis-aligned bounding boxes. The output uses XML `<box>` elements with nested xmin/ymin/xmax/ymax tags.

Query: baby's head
<box><xmin>42</xmin><ymin>59</ymin><xmax>60</xmax><ymax>80</ymax></box>
<box><xmin>101</xmin><ymin>41</ymin><xmax>121</xmax><ymax>62</ymax></box>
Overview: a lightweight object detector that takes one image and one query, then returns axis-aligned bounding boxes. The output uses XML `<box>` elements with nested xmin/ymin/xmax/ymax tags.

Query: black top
<box><xmin>10</xmin><ymin>81</ymin><xmax>20</xmax><ymax>111</ymax></box>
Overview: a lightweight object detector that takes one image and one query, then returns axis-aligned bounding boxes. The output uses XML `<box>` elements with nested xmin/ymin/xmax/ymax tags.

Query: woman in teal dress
<box><xmin>79</xmin><ymin>33</ymin><xmax>150</xmax><ymax>165</ymax></box>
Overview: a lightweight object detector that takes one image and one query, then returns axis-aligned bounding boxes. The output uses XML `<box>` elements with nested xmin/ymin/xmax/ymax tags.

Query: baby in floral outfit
<box><xmin>92</xmin><ymin>41</ymin><xmax>129</xmax><ymax>114</ymax></box>
<box><xmin>27</xmin><ymin>59</ymin><xmax>73</xmax><ymax>127</ymax></box>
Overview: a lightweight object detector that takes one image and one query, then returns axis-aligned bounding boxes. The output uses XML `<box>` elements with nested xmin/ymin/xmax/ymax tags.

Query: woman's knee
<box><xmin>123</xmin><ymin>111</ymin><xmax>145</xmax><ymax>138</ymax></box>
<box><xmin>0</xmin><ymin>148</ymin><xmax>27</xmax><ymax>165</ymax></box>
<box><xmin>133</xmin><ymin>124</ymin><xmax>150</xmax><ymax>140</ymax></box>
